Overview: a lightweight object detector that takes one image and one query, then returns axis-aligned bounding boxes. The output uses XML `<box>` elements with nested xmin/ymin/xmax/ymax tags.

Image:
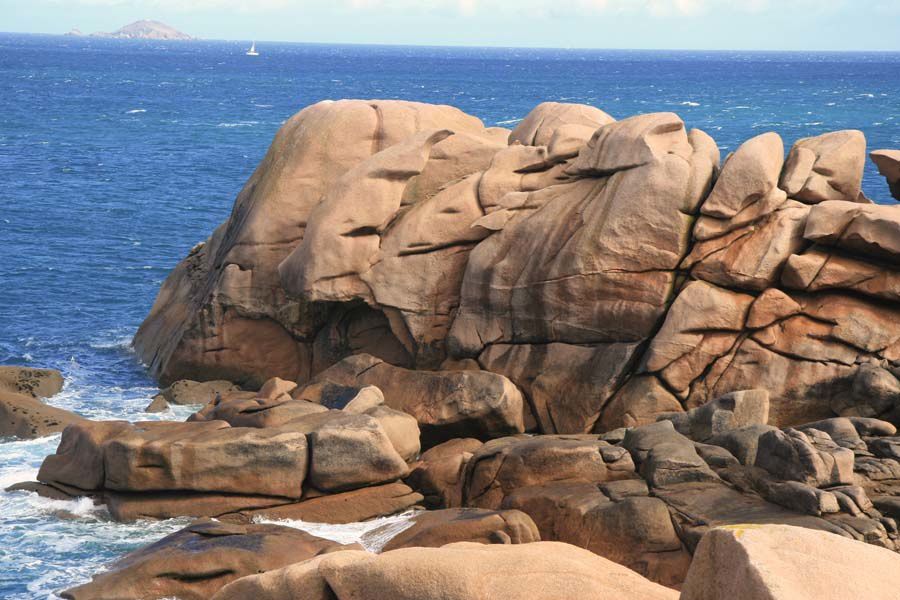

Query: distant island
<box><xmin>66</xmin><ymin>20</ymin><xmax>192</xmax><ymax>41</ymax></box>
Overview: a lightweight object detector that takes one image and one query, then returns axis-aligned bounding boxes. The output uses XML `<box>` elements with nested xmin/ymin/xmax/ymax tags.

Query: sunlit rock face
<box><xmin>135</xmin><ymin>98</ymin><xmax>900</xmax><ymax>436</ymax></box>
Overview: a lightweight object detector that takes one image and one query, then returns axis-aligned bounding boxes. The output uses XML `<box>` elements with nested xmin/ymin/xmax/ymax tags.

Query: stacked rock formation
<box><xmin>133</xmin><ymin>99</ymin><xmax>900</xmax><ymax>437</ymax></box>
<box><xmin>15</xmin><ymin>98</ymin><xmax>900</xmax><ymax>599</ymax></box>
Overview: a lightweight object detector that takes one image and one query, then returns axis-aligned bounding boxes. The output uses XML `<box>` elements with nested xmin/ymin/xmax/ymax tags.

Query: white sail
<box><xmin>246</xmin><ymin>41</ymin><xmax>259</xmax><ymax>56</ymax></box>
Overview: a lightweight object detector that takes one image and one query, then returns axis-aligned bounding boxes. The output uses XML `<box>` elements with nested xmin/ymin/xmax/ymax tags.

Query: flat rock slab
<box><xmin>221</xmin><ymin>482</ymin><xmax>423</xmax><ymax>525</ymax></box>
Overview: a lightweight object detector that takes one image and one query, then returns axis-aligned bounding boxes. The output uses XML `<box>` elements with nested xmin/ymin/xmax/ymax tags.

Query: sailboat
<box><xmin>246</xmin><ymin>41</ymin><xmax>259</xmax><ymax>56</ymax></box>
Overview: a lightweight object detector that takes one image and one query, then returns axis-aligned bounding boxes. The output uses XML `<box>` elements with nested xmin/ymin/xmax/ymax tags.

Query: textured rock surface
<box><xmin>681</xmin><ymin>524</ymin><xmax>900</xmax><ymax>600</ymax></box>
<box><xmin>122</xmin><ymin>98</ymin><xmax>900</xmax><ymax>593</ymax></box>
<box><xmin>212</xmin><ymin>541</ymin><xmax>679</xmax><ymax>600</ymax></box>
<box><xmin>871</xmin><ymin>149</ymin><xmax>900</xmax><ymax>200</ymax></box>
<box><xmin>0</xmin><ymin>366</ymin><xmax>64</xmax><ymax>398</ymax></box>
<box><xmin>380</xmin><ymin>507</ymin><xmax>539</xmax><ymax>550</ymax></box>
<box><xmin>61</xmin><ymin>520</ymin><xmax>355</xmax><ymax>600</ymax></box>
<box><xmin>304</xmin><ymin>354</ymin><xmax>525</xmax><ymax>446</ymax></box>
<box><xmin>0</xmin><ymin>390</ymin><xmax>85</xmax><ymax>439</ymax></box>
<box><xmin>134</xmin><ymin>99</ymin><xmax>500</xmax><ymax>387</ymax></box>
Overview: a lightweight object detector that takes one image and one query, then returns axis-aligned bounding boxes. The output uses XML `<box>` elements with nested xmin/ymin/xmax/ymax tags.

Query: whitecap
<box><xmin>216</xmin><ymin>121</ymin><xmax>259</xmax><ymax>128</ymax></box>
<box><xmin>255</xmin><ymin>509</ymin><xmax>421</xmax><ymax>552</ymax></box>
<box><xmin>680</xmin><ymin>101</ymin><xmax>701</xmax><ymax>107</ymax></box>
<box><xmin>495</xmin><ymin>118</ymin><xmax>522</xmax><ymax>125</ymax></box>
<box><xmin>125</xmin><ymin>109</ymin><xmax>146</xmax><ymax>114</ymax></box>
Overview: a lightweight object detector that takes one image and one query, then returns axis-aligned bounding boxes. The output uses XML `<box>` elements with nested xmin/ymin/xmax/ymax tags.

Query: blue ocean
<box><xmin>1</xmin><ymin>32</ymin><xmax>899</xmax><ymax>597</ymax></box>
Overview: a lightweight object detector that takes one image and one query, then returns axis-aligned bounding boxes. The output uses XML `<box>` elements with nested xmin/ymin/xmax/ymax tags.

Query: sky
<box><xmin>2</xmin><ymin>0</ymin><xmax>899</xmax><ymax>51</ymax></box>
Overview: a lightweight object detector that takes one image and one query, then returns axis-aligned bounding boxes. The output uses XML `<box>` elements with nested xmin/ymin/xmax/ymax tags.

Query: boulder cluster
<box><xmin>7</xmin><ymin>98</ymin><xmax>900</xmax><ymax>598</ymax></box>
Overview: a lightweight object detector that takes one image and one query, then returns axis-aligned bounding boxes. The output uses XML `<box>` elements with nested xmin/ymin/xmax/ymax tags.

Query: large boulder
<box><xmin>871</xmin><ymin>149</ymin><xmax>900</xmax><ymax>200</ymax></box>
<box><xmin>36</xmin><ymin>420</ymin><xmax>311</xmax><ymax>513</ymax></box>
<box><xmin>780</xmin><ymin>130</ymin><xmax>867</xmax><ymax>204</ymax></box>
<box><xmin>0</xmin><ymin>390</ymin><xmax>84</xmax><ymax>439</ymax></box>
<box><xmin>133</xmin><ymin>99</ymin><xmax>501</xmax><ymax>387</ymax></box>
<box><xmin>463</xmin><ymin>434</ymin><xmax>634</xmax><ymax>509</ymax></box>
<box><xmin>658</xmin><ymin>390</ymin><xmax>769</xmax><ymax>442</ymax></box>
<box><xmin>302</xmin><ymin>354</ymin><xmax>525</xmax><ymax>447</ymax></box>
<box><xmin>307</xmin><ymin>412</ymin><xmax>410</xmax><ymax>492</ymax></box>
<box><xmin>681</xmin><ymin>524</ymin><xmax>900</xmax><ymax>600</ymax></box>
<box><xmin>803</xmin><ymin>200</ymin><xmax>900</xmax><ymax>264</ymax></box>
<box><xmin>102</xmin><ymin>422</ymin><xmax>309</xmax><ymax>497</ymax></box>
<box><xmin>502</xmin><ymin>481</ymin><xmax>691</xmax><ymax>586</ymax></box>
<box><xmin>405</xmin><ymin>437</ymin><xmax>483</xmax><ymax>508</ymax></box>
<box><xmin>380</xmin><ymin>507</ymin><xmax>540</xmax><ymax>550</ymax></box>
<box><xmin>754</xmin><ymin>427</ymin><xmax>854</xmax><ymax>488</ymax></box>
<box><xmin>61</xmin><ymin>520</ymin><xmax>355</xmax><ymax>600</ymax></box>
<box><xmin>449</xmin><ymin>113</ymin><xmax>718</xmax><ymax>433</ymax></box>
<box><xmin>151</xmin><ymin>379</ymin><xmax>240</xmax><ymax>407</ymax></box>
<box><xmin>0</xmin><ymin>366</ymin><xmax>64</xmax><ymax>398</ymax></box>
<box><xmin>212</xmin><ymin>541</ymin><xmax>679</xmax><ymax>600</ymax></box>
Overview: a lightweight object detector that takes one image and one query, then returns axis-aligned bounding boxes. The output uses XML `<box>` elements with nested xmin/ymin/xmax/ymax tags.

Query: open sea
<box><xmin>1</xmin><ymin>32</ymin><xmax>899</xmax><ymax>598</ymax></box>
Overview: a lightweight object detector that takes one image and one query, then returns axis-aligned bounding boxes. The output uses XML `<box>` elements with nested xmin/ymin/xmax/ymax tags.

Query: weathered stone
<box><xmin>153</xmin><ymin>379</ymin><xmax>240</xmax><ymax>407</ymax></box>
<box><xmin>755</xmin><ymin>427</ymin><xmax>854</xmax><ymax>487</ymax></box>
<box><xmin>658</xmin><ymin>389</ymin><xmax>769</xmax><ymax>442</ymax></box>
<box><xmin>753</xmin><ymin>478</ymin><xmax>841</xmax><ymax>516</ymax></box>
<box><xmin>681</xmin><ymin>524</ymin><xmax>900</xmax><ymax>600</ymax></box>
<box><xmin>212</xmin><ymin>541</ymin><xmax>679</xmax><ymax>600</ymax></box>
<box><xmin>190</xmin><ymin>392</ymin><xmax>328</xmax><ymax>428</ymax></box>
<box><xmin>61</xmin><ymin>520</ymin><xmax>354</xmax><ymax>600</ymax></box>
<box><xmin>831</xmin><ymin>364</ymin><xmax>900</xmax><ymax>419</ymax></box>
<box><xmin>0</xmin><ymin>390</ymin><xmax>85</xmax><ymax>440</ymax></box>
<box><xmin>307</xmin><ymin>412</ymin><xmax>409</xmax><ymax>492</ymax></box>
<box><xmin>798</xmin><ymin>417</ymin><xmax>866</xmax><ymax>452</ymax></box>
<box><xmin>0</xmin><ymin>366</ymin><xmax>64</xmax><ymax>398</ymax></box>
<box><xmin>37</xmin><ymin>420</ymin><xmax>133</xmax><ymax>490</ymax></box>
<box><xmin>103</xmin><ymin>422</ymin><xmax>308</xmax><ymax>497</ymax></box>
<box><xmin>780</xmin><ymin>130</ymin><xmax>867</xmax><ymax>204</ymax></box>
<box><xmin>707</xmin><ymin>424</ymin><xmax>778</xmax><ymax>466</ymax></box>
<box><xmin>783</xmin><ymin>246</ymin><xmax>900</xmax><ymax>302</ymax></box>
<box><xmin>464</xmin><ymin>435</ymin><xmax>634</xmax><ymax>509</ymax></box>
<box><xmin>135</xmin><ymin>99</ymin><xmax>496</xmax><ymax>387</ymax></box>
<box><xmin>305</xmin><ymin>354</ymin><xmax>525</xmax><ymax>447</ymax></box>
<box><xmin>871</xmin><ymin>149</ymin><xmax>900</xmax><ymax>200</ymax></box>
<box><xmin>701</xmin><ymin>132</ymin><xmax>786</xmax><ymax>222</ymax></box>
<box><xmin>804</xmin><ymin>200</ymin><xmax>900</xmax><ymax>264</ymax></box>
<box><xmin>694</xmin><ymin>442</ymin><xmax>741</xmax><ymax>469</ymax></box>
<box><xmin>364</xmin><ymin>405</ymin><xmax>420</xmax><ymax>462</ymax></box>
<box><xmin>38</xmin><ymin>420</ymin><xmax>310</xmax><ymax>502</ymax></box>
<box><xmin>143</xmin><ymin>395</ymin><xmax>169</xmax><ymax>413</ymax></box>
<box><xmin>503</xmin><ymin>481</ymin><xmax>691</xmax><ymax>586</ymax></box>
<box><xmin>222</xmin><ymin>482</ymin><xmax>423</xmax><ymax>525</ymax></box>
<box><xmin>449</xmin><ymin>113</ymin><xmax>717</xmax><ymax>362</ymax></box>
<box><xmin>478</xmin><ymin>341</ymin><xmax>638</xmax><ymax>434</ymax></box>
<box><xmin>380</xmin><ymin>508</ymin><xmax>539</xmax><ymax>551</ymax></box>
<box><xmin>850</xmin><ymin>416</ymin><xmax>897</xmax><ymax>437</ymax></box>
<box><xmin>405</xmin><ymin>438</ymin><xmax>483</xmax><ymax>508</ymax></box>
<box><xmin>105</xmin><ymin>490</ymin><xmax>292</xmax><ymax>522</ymax></box>
<box><xmin>598</xmin><ymin>375</ymin><xmax>684</xmax><ymax>431</ymax></box>
<box><xmin>508</xmin><ymin>102</ymin><xmax>614</xmax><ymax>158</ymax></box>
<box><xmin>686</xmin><ymin>201</ymin><xmax>809</xmax><ymax>291</ymax></box>
<box><xmin>623</xmin><ymin>421</ymin><xmax>719</xmax><ymax>488</ymax></box>
<box><xmin>640</xmin><ymin>281</ymin><xmax>752</xmax><ymax>397</ymax></box>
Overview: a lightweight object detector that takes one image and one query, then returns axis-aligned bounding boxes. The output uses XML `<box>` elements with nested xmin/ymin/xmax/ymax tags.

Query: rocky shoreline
<box><xmin>4</xmin><ymin>98</ymin><xmax>900</xmax><ymax>598</ymax></box>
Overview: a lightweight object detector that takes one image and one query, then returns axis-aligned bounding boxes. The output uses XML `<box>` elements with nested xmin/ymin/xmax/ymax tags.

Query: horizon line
<box><xmin>3</xmin><ymin>30</ymin><xmax>900</xmax><ymax>55</ymax></box>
